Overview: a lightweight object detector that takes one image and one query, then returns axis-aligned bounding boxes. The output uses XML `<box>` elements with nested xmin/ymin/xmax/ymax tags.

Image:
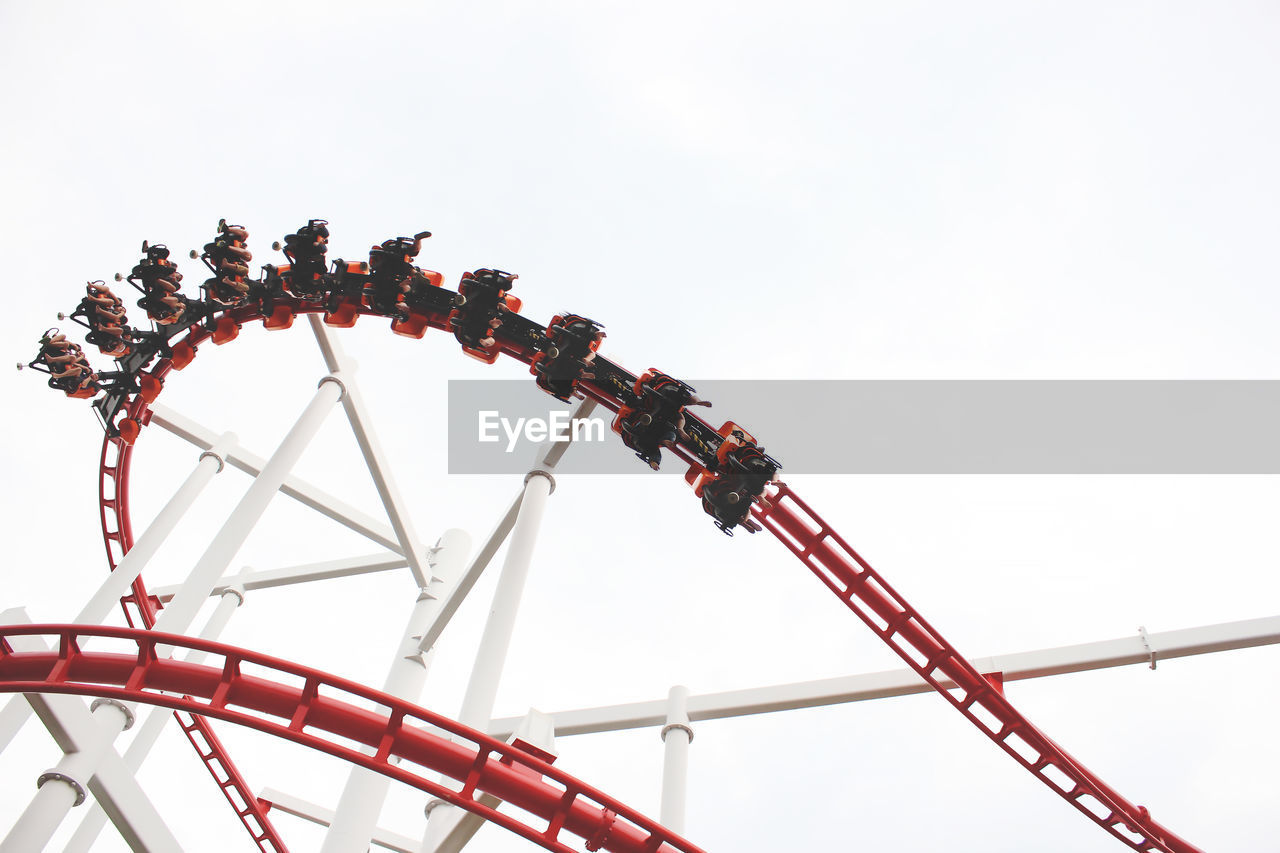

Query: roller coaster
<box><xmin>6</xmin><ymin>219</ymin><xmax>1209</xmax><ymax>851</ymax></box>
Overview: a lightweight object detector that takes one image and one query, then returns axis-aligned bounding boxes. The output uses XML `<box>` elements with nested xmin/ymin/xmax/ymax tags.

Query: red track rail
<box><xmin>75</xmin><ymin>278</ymin><xmax>1204</xmax><ymax>850</ymax></box>
<box><xmin>100</xmin><ymin>385</ymin><xmax>286</xmax><ymax>850</ymax></box>
<box><xmin>0</xmin><ymin>625</ymin><xmax>705</xmax><ymax>853</ymax></box>
<box><xmin>751</xmin><ymin>484</ymin><xmax>1202</xmax><ymax>853</ymax></box>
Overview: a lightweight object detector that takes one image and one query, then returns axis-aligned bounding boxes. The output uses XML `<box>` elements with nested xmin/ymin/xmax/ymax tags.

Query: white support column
<box><xmin>0</xmin><ymin>701</ymin><xmax>134</xmax><ymax>853</ymax></box>
<box><xmin>308</xmin><ymin>314</ymin><xmax>433</xmax><ymax>587</ymax></box>
<box><xmin>63</xmin><ymin>584</ymin><xmax>249</xmax><ymax>853</ymax></box>
<box><xmin>454</xmin><ymin>471</ymin><xmax>553</xmax><ymax>731</ymax></box>
<box><xmin>414</xmin><ymin>490</ymin><xmax>524</xmax><ymax>658</ymax></box>
<box><xmin>420</xmin><ymin>710</ymin><xmax>557</xmax><ymax>853</ymax></box>
<box><xmin>3</xmin><ymin>378</ymin><xmax>340</xmax><ymax>849</ymax></box>
<box><xmin>321</xmin><ymin>530</ymin><xmax>471</xmax><ymax>853</ymax></box>
<box><xmin>75</xmin><ymin>432</ymin><xmax>238</xmax><ymax>625</ymax></box>
<box><xmin>0</xmin><ymin>434</ymin><xmax>235</xmax><ymax>755</ymax></box>
<box><xmin>422</xmin><ymin>473</ymin><xmax>554</xmax><ymax>853</ymax></box>
<box><xmin>0</xmin><ymin>613</ymin><xmax>180</xmax><ymax>852</ymax></box>
<box><xmin>153</xmin><ymin>374</ymin><xmax>343</xmax><ymax>637</ymax></box>
<box><xmin>150</xmin><ymin>403</ymin><xmax>402</xmax><ymax>553</ymax></box>
<box><xmin>414</xmin><ymin>397</ymin><xmax>596</xmax><ymax>660</ymax></box>
<box><xmin>659</xmin><ymin>685</ymin><xmax>693</xmax><ymax>834</ymax></box>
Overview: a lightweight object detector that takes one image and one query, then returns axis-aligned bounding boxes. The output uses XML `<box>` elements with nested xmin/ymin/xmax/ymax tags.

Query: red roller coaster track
<box><xmin>0</xmin><ymin>624</ymin><xmax>704</xmax><ymax>853</ymax></box>
<box><xmin>27</xmin><ymin>228</ymin><xmax>1205</xmax><ymax>852</ymax></box>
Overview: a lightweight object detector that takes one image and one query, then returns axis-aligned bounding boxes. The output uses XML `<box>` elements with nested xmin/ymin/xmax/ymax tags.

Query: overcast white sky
<box><xmin>2</xmin><ymin>2</ymin><xmax>1279</xmax><ymax>851</ymax></box>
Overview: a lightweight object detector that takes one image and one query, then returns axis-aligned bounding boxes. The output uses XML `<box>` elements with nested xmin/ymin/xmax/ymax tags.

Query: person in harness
<box><xmin>366</xmin><ymin>232</ymin><xmax>431</xmax><ymax>319</ymax></box>
<box><xmin>698</xmin><ymin>434</ymin><xmax>779</xmax><ymax>534</ymax></box>
<box><xmin>30</xmin><ymin>330</ymin><xmax>99</xmax><ymax>397</ymax></box>
<box><xmin>532</xmin><ymin>314</ymin><xmax>605</xmax><ymax>401</ymax></box>
<box><xmin>76</xmin><ymin>282</ymin><xmax>133</xmax><ymax>357</ymax></box>
<box><xmin>450</xmin><ymin>268</ymin><xmax>518</xmax><ymax>356</ymax></box>
<box><xmin>125</xmin><ymin>241</ymin><xmax>193</xmax><ymax>325</ymax></box>
<box><xmin>194</xmin><ymin>219</ymin><xmax>253</xmax><ymax>306</ymax></box>
<box><xmin>276</xmin><ymin>219</ymin><xmax>331</xmax><ymax>297</ymax></box>
<box><xmin>616</xmin><ymin>370</ymin><xmax>711</xmax><ymax>470</ymax></box>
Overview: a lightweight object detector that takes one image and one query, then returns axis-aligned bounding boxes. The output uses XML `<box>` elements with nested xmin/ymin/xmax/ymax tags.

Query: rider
<box><xmin>452</xmin><ymin>268</ymin><xmax>516</xmax><ymax>352</ymax></box>
<box><xmin>281</xmin><ymin>219</ymin><xmax>330</xmax><ymax>295</ymax></box>
<box><xmin>198</xmin><ymin>220</ymin><xmax>253</xmax><ymax>304</ymax></box>
<box><xmin>367</xmin><ymin>232</ymin><xmax>430</xmax><ymax>318</ymax></box>
<box><xmin>619</xmin><ymin>371</ymin><xmax>711</xmax><ymax>470</ymax></box>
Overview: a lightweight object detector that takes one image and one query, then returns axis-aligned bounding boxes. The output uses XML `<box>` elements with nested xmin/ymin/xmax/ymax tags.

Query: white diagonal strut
<box><xmin>0</xmin><ymin>613</ymin><xmax>181</xmax><ymax>853</ymax></box>
<box><xmin>321</xmin><ymin>530</ymin><xmax>471</xmax><ymax>853</ymax></box>
<box><xmin>487</xmin><ymin>613</ymin><xmax>1280</xmax><ymax>739</ymax></box>
<box><xmin>308</xmin><ymin>315</ymin><xmax>432</xmax><ymax>587</ymax></box>
<box><xmin>149</xmin><ymin>403</ymin><xmax>402</xmax><ymax>552</ymax></box>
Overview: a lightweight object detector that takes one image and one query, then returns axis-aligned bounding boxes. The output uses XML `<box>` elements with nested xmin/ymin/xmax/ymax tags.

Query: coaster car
<box><xmin>447</xmin><ymin>268</ymin><xmax>520</xmax><ymax>363</ymax></box>
<box><xmin>323</xmin><ymin>260</ymin><xmax>369</xmax><ymax>328</ymax></box>
<box><xmin>276</xmin><ymin>219</ymin><xmax>330</xmax><ymax>298</ymax></box>
<box><xmin>612</xmin><ymin>369</ymin><xmax>710</xmax><ymax>470</ymax></box>
<box><xmin>685</xmin><ymin>422</ymin><xmax>781</xmax><ymax>535</ymax></box>
<box><xmin>28</xmin><ymin>329</ymin><xmax>100</xmax><ymax>399</ymax></box>
<box><xmin>530</xmin><ymin>314</ymin><xmax>605</xmax><ymax>401</ymax></box>
<box><xmin>366</xmin><ymin>232</ymin><xmax>431</xmax><ymax>320</ymax></box>
<box><xmin>123</xmin><ymin>242</ymin><xmax>194</xmax><ymax>326</ymax></box>
<box><xmin>71</xmin><ymin>282</ymin><xmax>134</xmax><ymax>357</ymax></box>
<box><xmin>193</xmin><ymin>219</ymin><xmax>252</xmax><ymax>307</ymax></box>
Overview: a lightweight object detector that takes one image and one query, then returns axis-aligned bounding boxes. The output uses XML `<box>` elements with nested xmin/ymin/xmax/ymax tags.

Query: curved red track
<box><xmin>63</xmin><ymin>258</ymin><xmax>1202</xmax><ymax>851</ymax></box>
<box><xmin>0</xmin><ymin>624</ymin><xmax>704</xmax><ymax>853</ymax></box>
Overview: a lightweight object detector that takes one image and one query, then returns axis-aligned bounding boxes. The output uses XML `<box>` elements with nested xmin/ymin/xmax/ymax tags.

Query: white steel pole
<box><xmin>62</xmin><ymin>584</ymin><xmax>249</xmax><ymax>853</ymax></box>
<box><xmin>423</xmin><ymin>472</ymin><xmax>554</xmax><ymax>853</ymax></box>
<box><xmin>454</xmin><ymin>471</ymin><xmax>553</xmax><ymax>731</ymax></box>
<box><xmin>308</xmin><ymin>315</ymin><xmax>434</xmax><ymax>587</ymax></box>
<box><xmin>4</xmin><ymin>378</ymin><xmax>341</xmax><ymax>849</ymax></box>
<box><xmin>659</xmin><ymin>685</ymin><xmax>693</xmax><ymax>834</ymax></box>
<box><xmin>0</xmin><ymin>433</ymin><xmax>236</xmax><ymax>755</ymax></box>
<box><xmin>0</xmin><ymin>700</ymin><xmax>135</xmax><ymax>853</ymax></box>
<box><xmin>153</xmin><ymin>375</ymin><xmax>343</xmax><ymax>637</ymax></box>
<box><xmin>321</xmin><ymin>530</ymin><xmax>471</xmax><ymax>853</ymax></box>
<box><xmin>74</xmin><ymin>432</ymin><xmax>238</xmax><ymax>626</ymax></box>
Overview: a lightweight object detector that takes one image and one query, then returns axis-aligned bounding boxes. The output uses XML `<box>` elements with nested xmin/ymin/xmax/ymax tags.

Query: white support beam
<box><xmin>64</xmin><ymin>585</ymin><xmax>250</xmax><ymax>853</ymax></box>
<box><xmin>415</xmin><ymin>398</ymin><xmax>597</xmax><ymax>658</ymax></box>
<box><xmin>659</xmin><ymin>686</ymin><xmax>692</xmax><ymax>834</ymax></box>
<box><xmin>3</xmin><ymin>381</ymin><xmax>344</xmax><ymax>848</ymax></box>
<box><xmin>257</xmin><ymin>788</ymin><xmax>421</xmax><ymax>853</ymax></box>
<box><xmin>0</xmin><ymin>617</ymin><xmax>180</xmax><ymax>852</ymax></box>
<box><xmin>153</xmin><ymin>376</ymin><xmax>344</xmax><ymax>638</ymax></box>
<box><xmin>149</xmin><ymin>403</ymin><xmax>402</xmax><ymax>553</ymax></box>
<box><xmin>488</xmin><ymin>614</ymin><xmax>1280</xmax><ymax>739</ymax></box>
<box><xmin>308</xmin><ymin>315</ymin><xmax>433</xmax><ymax>588</ymax></box>
<box><xmin>414</xmin><ymin>490</ymin><xmax>524</xmax><ymax>659</ymax></box>
<box><xmin>422</xmin><ymin>710</ymin><xmax>558</xmax><ymax>853</ymax></box>
<box><xmin>321</xmin><ymin>531</ymin><xmax>470</xmax><ymax>853</ymax></box>
<box><xmin>149</xmin><ymin>551</ymin><xmax>412</xmax><ymax>602</ymax></box>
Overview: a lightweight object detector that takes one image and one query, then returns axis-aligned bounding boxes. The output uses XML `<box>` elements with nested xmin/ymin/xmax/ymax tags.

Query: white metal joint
<box><xmin>424</xmin><ymin>797</ymin><xmax>448</xmax><ymax>819</ymax></box>
<box><xmin>318</xmin><ymin>374</ymin><xmax>347</xmax><ymax>400</ymax></box>
<box><xmin>36</xmin><ymin>769</ymin><xmax>87</xmax><ymax>807</ymax></box>
<box><xmin>660</xmin><ymin>722</ymin><xmax>694</xmax><ymax>743</ymax></box>
<box><xmin>197</xmin><ymin>449</ymin><xmax>227</xmax><ymax>473</ymax></box>
<box><xmin>89</xmin><ymin>697</ymin><xmax>136</xmax><ymax>730</ymax></box>
<box><xmin>525</xmin><ymin>469</ymin><xmax>556</xmax><ymax>494</ymax></box>
<box><xmin>1138</xmin><ymin>625</ymin><xmax>1157</xmax><ymax>670</ymax></box>
<box><xmin>221</xmin><ymin>584</ymin><xmax>248</xmax><ymax>607</ymax></box>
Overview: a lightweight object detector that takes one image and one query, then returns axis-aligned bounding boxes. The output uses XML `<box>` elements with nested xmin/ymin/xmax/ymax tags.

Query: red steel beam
<box><xmin>0</xmin><ymin>624</ymin><xmax>704</xmax><ymax>853</ymax></box>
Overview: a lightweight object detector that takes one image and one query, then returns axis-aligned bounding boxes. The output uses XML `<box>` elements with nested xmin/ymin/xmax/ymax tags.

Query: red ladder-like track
<box><xmin>0</xmin><ymin>625</ymin><xmax>705</xmax><ymax>853</ymax></box>
<box><xmin>64</xmin><ymin>249</ymin><xmax>1203</xmax><ymax>851</ymax></box>
<box><xmin>753</xmin><ymin>484</ymin><xmax>1200</xmax><ymax>853</ymax></box>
